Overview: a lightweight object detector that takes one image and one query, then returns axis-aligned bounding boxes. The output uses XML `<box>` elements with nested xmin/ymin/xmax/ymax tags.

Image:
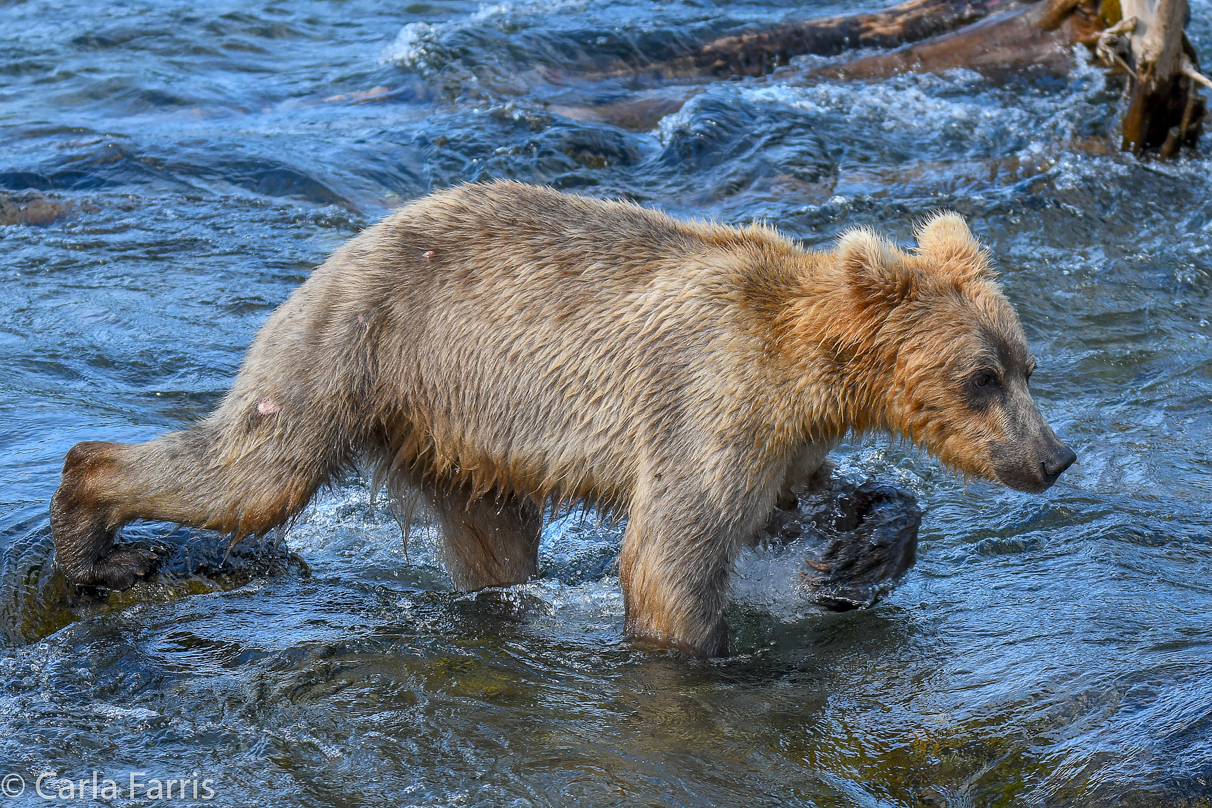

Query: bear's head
<box><xmin>834</xmin><ymin>213</ymin><xmax>1075</xmax><ymax>493</ymax></box>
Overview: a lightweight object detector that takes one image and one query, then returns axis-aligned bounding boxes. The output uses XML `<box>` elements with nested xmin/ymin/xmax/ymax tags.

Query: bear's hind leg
<box><xmin>51</xmin><ymin>441</ymin><xmax>160</xmax><ymax>590</ymax></box>
<box><xmin>51</xmin><ymin>419</ymin><xmax>339</xmax><ymax>589</ymax></box>
<box><xmin>425</xmin><ymin>480</ymin><xmax>542</xmax><ymax>591</ymax></box>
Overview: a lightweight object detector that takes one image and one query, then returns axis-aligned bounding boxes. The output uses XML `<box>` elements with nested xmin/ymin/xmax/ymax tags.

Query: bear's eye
<box><xmin>972</xmin><ymin>370</ymin><xmax>1000</xmax><ymax>390</ymax></box>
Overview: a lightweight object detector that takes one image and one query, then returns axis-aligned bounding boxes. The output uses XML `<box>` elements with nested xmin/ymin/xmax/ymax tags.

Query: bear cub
<box><xmin>51</xmin><ymin>181</ymin><xmax>1075</xmax><ymax>657</ymax></box>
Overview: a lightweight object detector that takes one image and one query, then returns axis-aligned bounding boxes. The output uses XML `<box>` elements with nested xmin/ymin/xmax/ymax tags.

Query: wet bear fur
<box><xmin>50</xmin><ymin>181</ymin><xmax>1074</xmax><ymax>656</ymax></box>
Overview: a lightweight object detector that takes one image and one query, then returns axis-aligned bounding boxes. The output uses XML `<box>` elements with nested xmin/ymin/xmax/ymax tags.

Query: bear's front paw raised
<box><xmin>89</xmin><ymin>545</ymin><xmax>161</xmax><ymax>590</ymax></box>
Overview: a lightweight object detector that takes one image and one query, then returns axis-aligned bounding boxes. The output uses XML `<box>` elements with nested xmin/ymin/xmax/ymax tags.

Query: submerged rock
<box><xmin>0</xmin><ymin>521</ymin><xmax>307</xmax><ymax>645</ymax></box>
<box><xmin>762</xmin><ymin>469</ymin><xmax>922</xmax><ymax>612</ymax></box>
<box><xmin>0</xmin><ymin>191</ymin><xmax>66</xmax><ymax>225</ymax></box>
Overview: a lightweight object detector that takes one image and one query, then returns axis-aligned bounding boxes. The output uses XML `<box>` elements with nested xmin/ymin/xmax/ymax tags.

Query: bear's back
<box><xmin>323</xmin><ymin>182</ymin><xmax>812</xmax><ymax>507</ymax></box>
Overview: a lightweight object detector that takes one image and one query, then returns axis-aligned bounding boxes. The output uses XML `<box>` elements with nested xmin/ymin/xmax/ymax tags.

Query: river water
<box><xmin>1</xmin><ymin>1</ymin><xmax>1211</xmax><ymax>806</ymax></box>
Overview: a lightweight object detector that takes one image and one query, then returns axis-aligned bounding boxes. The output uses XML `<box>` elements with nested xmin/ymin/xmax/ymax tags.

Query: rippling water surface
<box><xmin>2</xmin><ymin>1</ymin><xmax>1211</xmax><ymax>805</ymax></box>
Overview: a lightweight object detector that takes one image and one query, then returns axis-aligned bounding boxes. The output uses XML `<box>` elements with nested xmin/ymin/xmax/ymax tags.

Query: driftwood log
<box><xmin>800</xmin><ymin>0</ymin><xmax>1105</xmax><ymax>80</ymax></box>
<box><xmin>590</xmin><ymin>0</ymin><xmax>1208</xmax><ymax>157</ymax></box>
<box><xmin>615</xmin><ymin>0</ymin><xmax>1036</xmax><ymax>81</ymax></box>
<box><xmin>1114</xmin><ymin>0</ymin><xmax>1209</xmax><ymax>153</ymax></box>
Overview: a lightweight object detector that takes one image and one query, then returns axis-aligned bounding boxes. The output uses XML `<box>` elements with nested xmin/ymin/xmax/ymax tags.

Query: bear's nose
<box><xmin>1041</xmin><ymin>444</ymin><xmax>1077</xmax><ymax>481</ymax></box>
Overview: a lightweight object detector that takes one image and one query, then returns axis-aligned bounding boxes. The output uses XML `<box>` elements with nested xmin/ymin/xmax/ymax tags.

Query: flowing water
<box><xmin>2</xmin><ymin>1</ymin><xmax>1211</xmax><ymax>805</ymax></box>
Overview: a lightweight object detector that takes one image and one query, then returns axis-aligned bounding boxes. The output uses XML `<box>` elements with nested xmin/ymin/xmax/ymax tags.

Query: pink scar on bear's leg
<box><xmin>257</xmin><ymin>397</ymin><xmax>280</xmax><ymax>415</ymax></box>
<box><xmin>423</xmin><ymin>250</ymin><xmax>435</xmax><ymax>259</ymax></box>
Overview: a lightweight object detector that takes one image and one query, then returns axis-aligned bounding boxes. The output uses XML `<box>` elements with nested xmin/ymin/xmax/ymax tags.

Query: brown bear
<box><xmin>50</xmin><ymin>181</ymin><xmax>1075</xmax><ymax>657</ymax></box>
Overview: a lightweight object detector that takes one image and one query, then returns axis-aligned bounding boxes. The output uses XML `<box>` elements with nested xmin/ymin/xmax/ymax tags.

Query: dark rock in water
<box><xmin>762</xmin><ymin>469</ymin><xmax>922</xmax><ymax>612</ymax></box>
<box><xmin>0</xmin><ymin>191</ymin><xmax>66</xmax><ymax>225</ymax></box>
<box><xmin>0</xmin><ymin>520</ymin><xmax>307</xmax><ymax>645</ymax></box>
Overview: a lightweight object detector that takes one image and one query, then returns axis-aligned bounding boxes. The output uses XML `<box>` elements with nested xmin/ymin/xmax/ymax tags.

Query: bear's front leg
<box><xmin>618</xmin><ymin>478</ymin><xmax>773</xmax><ymax>657</ymax></box>
<box><xmin>425</xmin><ymin>478</ymin><xmax>543</xmax><ymax>591</ymax></box>
<box><xmin>776</xmin><ymin>439</ymin><xmax>840</xmax><ymax>510</ymax></box>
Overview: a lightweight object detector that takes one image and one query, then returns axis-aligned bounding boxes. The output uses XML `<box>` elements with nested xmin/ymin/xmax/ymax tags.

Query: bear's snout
<box><xmin>990</xmin><ymin>419</ymin><xmax>1076</xmax><ymax>493</ymax></box>
<box><xmin>1041</xmin><ymin>443</ymin><xmax>1077</xmax><ymax>486</ymax></box>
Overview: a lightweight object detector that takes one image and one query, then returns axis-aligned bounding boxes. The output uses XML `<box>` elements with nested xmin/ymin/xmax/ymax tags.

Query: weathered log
<box><xmin>612</xmin><ymin>0</ymin><xmax>1038</xmax><ymax>81</ymax></box>
<box><xmin>589</xmin><ymin>0</ymin><xmax>1208</xmax><ymax>157</ymax></box>
<box><xmin>554</xmin><ymin>0</ymin><xmax>1056</xmax><ymax>130</ymax></box>
<box><xmin>555</xmin><ymin>0</ymin><xmax>1092</xmax><ymax>131</ymax></box>
<box><xmin>1114</xmin><ymin>0</ymin><xmax>1206</xmax><ymax>153</ymax></box>
<box><xmin>801</xmin><ymin>0</ymin><xmax>1104</xmax><ymax>80</ymax></box>
<box><xmin>804</xmin><ymin>0</ymin><xmax>1209</xmax><ymax>154</ymax></box>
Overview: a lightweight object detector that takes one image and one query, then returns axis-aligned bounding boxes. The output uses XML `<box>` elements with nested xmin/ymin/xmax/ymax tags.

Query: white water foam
<box><xmin>378</xmin><ymin>0</ymin><xmax>593</xmax><ymax>68</ymax></box>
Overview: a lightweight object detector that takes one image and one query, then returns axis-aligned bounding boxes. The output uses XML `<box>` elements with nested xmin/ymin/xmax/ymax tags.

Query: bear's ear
<box><xmin>837</xmin><ymin>227</ymin><xmax>917</xmax><ymax>315</ymax></box>
<box><xmin>915</xmin><ymin>212</ymin><xmax>993</xmax><ymax>281</ymax></box>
